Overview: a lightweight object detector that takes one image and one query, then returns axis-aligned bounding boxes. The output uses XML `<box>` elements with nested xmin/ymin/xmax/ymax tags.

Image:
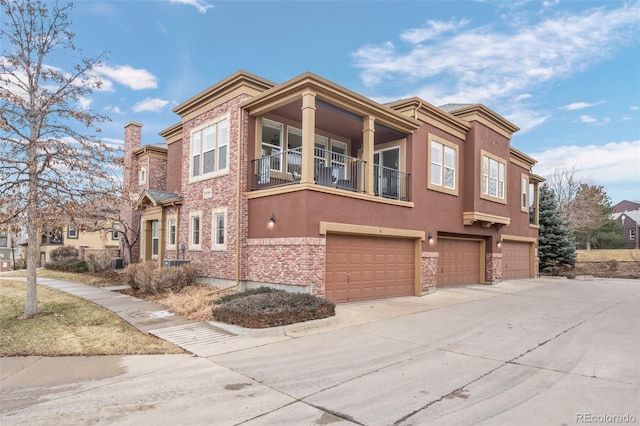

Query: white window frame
<box><xmin>261</xmin><ymin>118</ymin><xmax>283</xmax><ymax>172</ymax></box>
<box><xmin>189</xmin><ymin>211</ymin><xmax>202</xmax><ymax>250</ymax></box>
<box><xmin>151</xmin><ymin>220</ymin><xmax>159</xmax><ymax>258</ymax></box>
<box><xmin>189</xmin><ymin>114</ymin><xmax>230</xmax><ymax>182</ymax></box>
<box><xmin>0</xmin><ymin>231</ymin><xmax>8</xmax><ymax>248</ymax></box>
<box><xmin>67</xmin><ymin>224</ymin><xmax>78</xmax><ymax>239</ymax></box>
<box><xmin>481</xmin><ymin>150</ymin><xmax>507</xmax><ymax>204</ymax></box>
<box><xmin>139</xmin><ymin>167</ymin><xmax>146</xmax><ymax>184</ymax></box>
<box><xmin>427</xmin><ymin>136</ymin><xmax>458</xmax><ymax>196</ymax></box>
<box><xmin>112</xmin><ymin>223</ymin><xmax>120</xmax><ymax>240</ymax></box>
<box><xmin>630</xmin><ymin>229</ymin><xmax>636</xmax><ymax>241</ymax></box>
<box><xmin>167</xmin><ymin>216</ymin><xmax>177</xmax><ymax>249</ymax></box>
<box><xmin>211</xmin><ymin>208</ymin><xmax>227</xmax><ymax>251</ymax></box>
<box><xmin>521</xmin><ymin>174</ymin><xmax>529</xmax><ymax>213</ymax></box>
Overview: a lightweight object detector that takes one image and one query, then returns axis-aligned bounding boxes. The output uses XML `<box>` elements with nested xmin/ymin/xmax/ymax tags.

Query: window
<box><xmin>286</xmin><ymin>127</ymin><xmax>302</xmax><ymax>174</ymax></box>
<box><xmin>481</xmin><ymin>150</ymin><xmax>506</xmax><ymax>203</ymax></box>
<box><xmin>139</xmin><ymin>168</ymin><xmax>146</xmax><ymax>184</ymax></box>
<box><xmin>151</xmin><ymin>220</ymin><xmax>159</xmax><ymax>257</ymax></box>
<box><xmin>67</xmin><ymin>224</ymin><xmax>78</xmax><ymax>239</ymax></box>
<box><xmin>427</xmin><ymin>136</ymin><xmax>458</xmax><ymax>196</ymax></box>
<box><xmin>212</xmin><ymin>208</ymin><xmax>227</xmax><ymax>251</ymax></box>
<box><xmin>41</xmin><ymin>227</ymin><xmax>63</xmax><ymax>245</ymax></box>
<box><xmin>191</xmin><ymin>116</ymin><xmax>229</xmax><ymax>180</ymax></box>
<box><xmin>190</xmin><ymin>212</ymin><xmax>201</xmax><ymax>249</ymax></box>
<box><xmin>0</xmin><ymin>231</ymin><xmax>7</xmax><ymax>247</ymax></box>
<box><xmin>261</xmin><ymin>119</ymin><xmax>283</xmax><ymax>171</ymax></box>
<box><xmin>521</xmin><ymin>174</ymin><xmax>529</xmax><ymax>213</ymax></box>
<box><xmin>529</xmin><ymin>181</ymin><xmax>540</xmax><ymax>226</ymax></box>
<box><xmin>112</xmin><ymin>223</ymin><xmax>120</xmax><ymax>240</ymax></box>
<box><xmin>167</xmin><ymin>217</ymin><xmax>176</xmax><ymax>248</ymax></box>
<box><xmin>631</xmin><ymin>229</ymin><xmax>636</xmax><ymax>241</ymax></box>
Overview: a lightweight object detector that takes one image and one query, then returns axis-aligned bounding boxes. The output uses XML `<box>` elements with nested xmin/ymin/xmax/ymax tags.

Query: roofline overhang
<box><xmin>159</xmin><ymin>122</ymin><xmax>183</xmax><ymax>145</ymax></box>
<box><xmin>386</xmin><ymin>97</ymin><xmax>471</xmax><ymax>140</ymax></box>
<box><xmin>133</xmin><ymin>144</ymin><xmax>167</xmax><ymax>156</ymax></box>
<box><xmin>134</xmin><ymin>191</ymin><xmax>184</xmax><ymax>210</ymax></box>
<box><xmin>239</xmin><ymin>72</ymin><xmax>421</xmax><ymax>135</ymax></box>
<box><xmin>447</xmin><ymin>104</ymin><xmax>520</xmax><ymax>138</ymax></box>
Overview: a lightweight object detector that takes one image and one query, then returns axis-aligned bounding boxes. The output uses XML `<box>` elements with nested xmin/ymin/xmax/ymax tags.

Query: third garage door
<box><xmin>502</xmin><ymin>241</ymin><xmax>532</xmax><ymax>279</ymax></box>
<box><xmin>437</xmin><ymin>238</ymin><xmax>482</xmax><ymax>287</ymax></box>
<box><xmin>325</xmin><ymin>234</ymin><xmax>415</xmax><ymax>303</ymax></box>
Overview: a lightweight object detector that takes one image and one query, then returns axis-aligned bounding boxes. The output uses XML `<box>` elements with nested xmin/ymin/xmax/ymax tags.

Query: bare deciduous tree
<box><xmin>0</xmin><ymin>0</ymin><xmax>117</xmax><ymax>318</ymax></box>
<box><xmin>546</xmin><ymin>166</ymin><xmax>592</xmax><ymax>224</ymax></box>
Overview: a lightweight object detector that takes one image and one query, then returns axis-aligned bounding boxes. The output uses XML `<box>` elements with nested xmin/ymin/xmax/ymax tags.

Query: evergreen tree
<box><xmin>570</xmin><ymin>184</ymin><xmax>625</xmax><ymax>249</ymax></box>
<box><xmin>538</xmin><ymin>184</ymin><xmax>577</xmax><ymax>274</ymax></box>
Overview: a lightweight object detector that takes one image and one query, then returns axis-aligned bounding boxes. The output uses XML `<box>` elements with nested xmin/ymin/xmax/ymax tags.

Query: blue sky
<box><xmin>62</xmin><ymin>0</ymin><xmax>639</xmax><ymax>203</ymax></box>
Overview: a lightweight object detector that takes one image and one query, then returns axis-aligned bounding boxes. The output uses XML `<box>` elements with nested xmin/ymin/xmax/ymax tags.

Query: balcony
<box><xmin>250</xmin><ymin>147</ymin><xmax>410</xmax><ymax>201</ymax></box>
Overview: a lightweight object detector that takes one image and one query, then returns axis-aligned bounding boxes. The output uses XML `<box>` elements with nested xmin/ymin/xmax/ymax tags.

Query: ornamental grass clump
<box><xmin>212</xmin><ymin>289</ymin><xmax>335</xmax><ymax>328</ymax></box>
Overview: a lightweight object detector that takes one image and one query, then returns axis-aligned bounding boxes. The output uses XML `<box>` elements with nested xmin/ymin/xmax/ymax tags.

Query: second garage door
<box><xmin>437</xmin><ymin>238</ymin><xmax>483</xmax><ymax>287</ymax></box>
<box><xmin>502</xmin><ymin>241</ymin><xmax>532</xmax><ymax>280</ymax></box>
<box><xmin>325</xmin><ymin>234</ymin><xmax>415</xmax><ymax>303</ymax></box>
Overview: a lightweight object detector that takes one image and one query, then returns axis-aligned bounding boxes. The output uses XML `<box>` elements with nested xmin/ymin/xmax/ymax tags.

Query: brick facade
<box><xmin>421</xmin><ymin>251</ymin><xmax>438</xmax><ymax>292</ymax></box>
<box><xmin>486</xmin><ymin>252</ymin><xmax>502</xmax><ymax>283</ymax></box>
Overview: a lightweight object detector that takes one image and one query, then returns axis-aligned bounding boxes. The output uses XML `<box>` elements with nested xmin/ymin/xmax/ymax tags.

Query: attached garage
<box><xmin>437</xmin><ymin>237</ymin><xmax>484</xmax><ymax>287</ymax></box>
<box><xmin>325</xmin><ymin>234</ymin><xmax>416</xmax><ymax>303</ymax></box>
<box><xmin>502</xmin><ymin>241</ymin><xmax>533</xmax><ymax>279</ymax></box>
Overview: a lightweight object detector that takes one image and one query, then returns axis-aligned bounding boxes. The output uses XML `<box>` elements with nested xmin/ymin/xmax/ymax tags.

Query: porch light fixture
<box><xmin>268</xmin><ymin>213</ymin><xmax>276</xmax><ymax>229</ymax></box>
<box><xmin>497</xmin><ymin>238</ymin><xmax>502</xmax><ymax>248</ymax></box>
<box><xmin>428</xmin><ymin>233</ymin><xmax>434</xmax><ymax>244</ymax></box>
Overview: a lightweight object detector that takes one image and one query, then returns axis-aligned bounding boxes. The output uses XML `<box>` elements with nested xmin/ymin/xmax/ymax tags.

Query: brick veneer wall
<box><xmin>176</xmin><ymin>95</ymin><xmax>250</xmax><ymax>282</ymax></box>
<box><xmin>148</xmin><ymin>156</ymin><xmax>167</xmax><ymax>191</ymax></box>
<box><xmin>486</xmin><ymin>252</ymin><xmax>502</xmax><ymax>282</ymax></box>
<box><xmin>421</xmin><ymin>251</ymin><xmax>438</xmax><ymax>292</ymax></box>
<box><xmin>122</xmin><ymin>123</ymin><xmax>142</xmax><ymax>263</ymax></box>
<box><xmin>246</xmin><ymin>237</ymin><xmax>326</xmax><ymax>296</ymax></box>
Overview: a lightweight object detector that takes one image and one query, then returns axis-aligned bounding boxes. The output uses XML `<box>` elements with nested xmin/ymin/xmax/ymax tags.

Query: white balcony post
<box><xmin>363</xmin><ymin>116</ymin><xmax>375</xmax><ymax>195</ymax></box>
<box><xmin>300</xmin><ymin>90</ymin><xmax>316</xmax><ymax>184</ymax></box>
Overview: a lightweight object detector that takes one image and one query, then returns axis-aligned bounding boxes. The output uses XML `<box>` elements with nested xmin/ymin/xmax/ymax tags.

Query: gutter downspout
<box><xmin>235</xmin><ymin>105</ymin><xmax>244</xmax><ymax>289</ymax></box>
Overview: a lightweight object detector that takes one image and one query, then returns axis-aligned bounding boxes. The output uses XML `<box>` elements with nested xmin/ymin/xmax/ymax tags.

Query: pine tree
<box><xmin>538</xmin><ymin>184</ymin><xmax>577</xmax><ymax>274</ymax></box>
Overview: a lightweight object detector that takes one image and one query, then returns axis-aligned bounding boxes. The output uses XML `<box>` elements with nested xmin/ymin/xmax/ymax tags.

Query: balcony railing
<box><xmin>250</xmin><ymin>147</ymin><xmax>410</xmax><ymax>201</ymax></box>
<box><xmin>374</xmin><ymin>164</ymin><xmax>410</xmax><ymax>201</ymax></box>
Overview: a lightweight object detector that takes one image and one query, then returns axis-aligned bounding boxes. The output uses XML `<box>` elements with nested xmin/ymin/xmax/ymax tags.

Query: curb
<box><xmin>208</xmin><ymin>314</ymin><xmax>337</xmax><ymax>337</ymax></box>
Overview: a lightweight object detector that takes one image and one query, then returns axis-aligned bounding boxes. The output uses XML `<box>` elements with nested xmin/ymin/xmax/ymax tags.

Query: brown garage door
<box><xmin>437</xmin><ymin>238</ymin><xmax>482</xmax><ymax>287</ymax></box>
<box><xmin>502</xmin><ymin>241</ymin><xmax>532</xmax><ymax>279</ymax></box>
<box><xmin>325</xmin><ymin>234</ymin><xmax>415</xmax><ymax>303</ymax></box>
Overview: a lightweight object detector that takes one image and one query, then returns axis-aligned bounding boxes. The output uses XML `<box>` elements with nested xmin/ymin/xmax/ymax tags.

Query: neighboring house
<box><xmin>38</xmin><ymin>223</ymin><xmax>120</xmax><ymax>266</ymax></box>
<box><xmin>613</xmin><ymin>200</ymin><xmax>640</xmax><ymax>214</ymax></box>
<box><xmin>121</xmin><ymin>71</ymin><xmax>544</xmax><ymax>304</ymax></box>
<box><xmin>613</xmin><ymin>210</ymin><xmax>640</xmax><ymax>249</ymax></box>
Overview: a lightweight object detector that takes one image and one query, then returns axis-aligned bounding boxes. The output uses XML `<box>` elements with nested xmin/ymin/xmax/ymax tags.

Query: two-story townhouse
<box><xmin>122</xmin><ymin>71</ymin><xmax>542</xmax><ymax>303</ymax></box>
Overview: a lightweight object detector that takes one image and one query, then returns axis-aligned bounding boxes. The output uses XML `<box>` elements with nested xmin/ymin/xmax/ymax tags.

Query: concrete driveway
<box><xmin>1</xmin><ymin>278</ymin><xmax>638</xmax><ymax>425</ymax></box>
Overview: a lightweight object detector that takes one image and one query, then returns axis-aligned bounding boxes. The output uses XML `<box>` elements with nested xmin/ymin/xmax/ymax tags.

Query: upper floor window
<box><xmin>191</xmin><ymin>116</ymin><xmax>229</xmax><ymax>180</ymax></box>
<box><xmin>521</xmin><ymin>174</ymin><xmax>529</xmax><ymax>213</ymax></box>
<box><xmin>41</xmin><ymin>227</ymin><xmax>63</xmax><ymax>245</ymax></box>
<box><xmin>261</xmin><ymin>119</ymin><xmax>283</xmax><ymax>171</ymax></box>
<box><xmin>529</xmin><ymin>181</ymin><xmax>540</xmax><ymax>227</ymax></box>
<box><xmin>427</xmin><ymin>136</ymin><xmax>458</xmax><ymax>196</ymax></box>
<box><xmin>631</xmin><ymin>229</ymin><xmax>636</xmax><ymax>241</ymax></box>
<box><xmin>67</xmin><ymin>224</ymin><xmax>78</xmax><ymax>239</ymax></box>
<box><xmin>112</xmin><ymin>223</ymin><xmax>120</xmax><ymax>240</ymax></box>
<box><xmin>139</xmin><ymin>168</ymin><xmax>146</xmax><ymax>184</ymax></box>
<box><xmin>481</xmin><ymin>150</ymin><xmax>506</xmax><ymax>204</ymax></box>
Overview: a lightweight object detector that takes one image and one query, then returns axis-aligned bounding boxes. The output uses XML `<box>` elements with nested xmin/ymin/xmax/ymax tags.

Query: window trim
<box><xmin>139</xmin><ymin>167</ymin><xmax>146</xmax><ymax>184</ymax></box>
<box><xmin>211</xmin><ymin>208</ymin><xmax>227</xmax><ymax>251</ymax></box>
<box><xmin>67</xmin><ymin>224</ymin><xmax>78</xmax><ymax>239</ymax></box>
<box><xmin>112</xmin><ymin>223</ymin><xmax>120</xmax><ymax>240</ymax></box>
<box><xmin>189</xmin><ymin>211</ymin><xmax>202</xmax><ymax>250</ymax></box>
<box><xmin>630</xmin><ymin>229</ymin><xmax>636</xmax><ymax>241</ymax></box>
<box><xmin>521</xmin><ymin>174</ymin><xmax>529</xmax><ymax>213</ymax></box>
<box><xmin>151</xmin><ymin>220</ymin><xmax>159</xmax><ymax>258</ymax></box>
<box><xmin>166</xmin><ymin>216</ymin><xmax>177</xmax><ymax>249</ymax></box>
<box><xmin>480</xmin><ymin>149</ymin><xmax>507</xmax><ymax>204</ymax></box>
<box><xmin>427</xmin><ymin>135</ymin><xmax>459</xmax><ymax>196</ymax></box>
<box><xmin>189</xmin><ymin>114</ymin><xmax>230</xmax><ymax>183</ymax></box>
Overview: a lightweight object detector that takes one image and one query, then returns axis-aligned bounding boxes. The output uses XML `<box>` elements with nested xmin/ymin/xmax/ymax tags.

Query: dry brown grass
<box><xmin>3</xmin><ymin>269</ymin><xmax>125</xmax><ymax>287</ymax></box>
<box><xmin>129</xmin><ymin>283</ymin><xmax>237</xmax><ymax>322</ymax></box>
<box><xmin>0</xmin><ymin>280</ymin><xmax>184</xmax><ymax>356</ymax></box>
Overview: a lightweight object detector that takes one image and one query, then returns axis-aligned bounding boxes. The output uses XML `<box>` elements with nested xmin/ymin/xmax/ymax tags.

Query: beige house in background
<box><xmin>37</xmin><ymin>223</ymin><xmax>120</xmax><ymax>266</ymax></box>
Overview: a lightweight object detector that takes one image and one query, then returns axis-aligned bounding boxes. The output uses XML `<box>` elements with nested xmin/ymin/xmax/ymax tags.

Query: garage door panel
<box><xmin>503</xmin><ymin>242</ymin><xmax>532</xmax><ymax>280</ymax></box>
<box><xmin>325</xmin><ymin>234</ymin><xmax>415</xmax><ymax>303</ymax></box>
<box><xmin>438</xmin><ymin>238</ymin><xmax>482</xmax><ymax>287</ymax></box>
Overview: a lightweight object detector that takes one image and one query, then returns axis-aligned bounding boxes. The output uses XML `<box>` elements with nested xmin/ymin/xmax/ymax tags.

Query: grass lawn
<box><xmin>0</xmin><ymin>280</ymin><xmax>185</xmax><ymax>357</ymax></box>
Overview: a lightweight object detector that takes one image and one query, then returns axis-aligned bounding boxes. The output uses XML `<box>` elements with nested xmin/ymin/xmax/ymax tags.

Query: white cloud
<box><xmin>561</xmin><ymin>100</ymin><xmax>606</xmax><ymax>110</ymax></box>
<box><xmin>132</xmin><ymin>97</ymin><xmax>169</xmax><ymax>113</ymax></box>
<box><xmin>352</xmin><ymin>2</ymin><xmax>639</xmax><ymax>108</ymax></box>
<box><xmin>579</xmin><ymin>115</ymin><xmax>597</xmax><ymax>123</ymax></box>
<box><xmin>530</xmin><ymin>140</ymin><xmax>640</xmax><ymax>187</ymax></box>
<box><xmin>96</xmin><ymin>64</ymin><xmax>158</xmax><ymax>90</ymax></box>
<box><xmin>105</xmin><ymin>105</ymin><xmax>125</xmax><ymax>115</ymax></box>
<box><xmin>168</xmin><ymin>0</ymin><xmax>213</xmax><ymax>14</ymax></box>
<box><xmin>77</xmin><ymin>97</ymin><xmax>92</xmax><ymax>111</ymax></box>
<box><xmin>630</xmin><ymin>106</ymin><xmax>639</xmax><ymax>111</ymax></box>
<box><xmin>400</xmin><ymin>19</ymin><xmax>470</xmax><ymax>44</ymax></box>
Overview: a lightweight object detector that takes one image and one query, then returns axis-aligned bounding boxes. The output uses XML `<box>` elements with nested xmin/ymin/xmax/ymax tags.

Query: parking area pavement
<box><xmin>1</xmin><ymin>277</ymin><xmax>638</xmax><ymax>425</ymax></box>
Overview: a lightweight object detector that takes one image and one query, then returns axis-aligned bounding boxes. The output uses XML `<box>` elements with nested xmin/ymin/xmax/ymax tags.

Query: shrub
<box><xmin>212</xmin><ymin>290</ymin><xmax>335</xmax><ymax>328</ymax></box>
<box><xmin>215</xmin><ymin>286</ymin><xmax>276</xmax><ymax>305</ymax></box>
<box><xmin>86</xmin><ymin>250</ymin><xmax>117</xmax><ymax>272</ymax></box>
<box><xmin>123</xmin><ymin>261</ymin><xmax>197</xmax><ymax>294</ymax></box>
<box><xmin>49</xmin><ymin>246</ymin><xmax>79</xmax><ymax>262</ymax></box>
<box><xmin>45</xmin><ymin>258</ymin><xmax>89</xmax><ymax>273</ymax></box>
